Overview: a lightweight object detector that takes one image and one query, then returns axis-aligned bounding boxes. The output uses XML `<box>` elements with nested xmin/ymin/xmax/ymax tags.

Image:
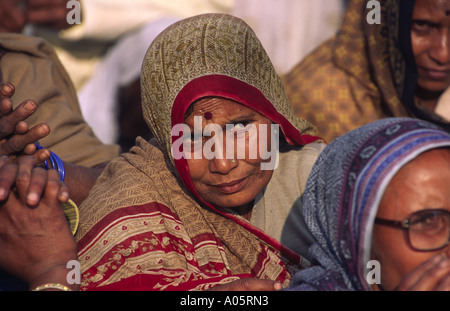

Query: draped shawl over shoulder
<box><xmin>77</xmin><ymin>13</ymin><xmax>321</xmax><ymax>291</ymax></box>
<box><xmin>287</xmin><ymin>118</ymin><xmax>450</xmax><ymax>291</ymax></box>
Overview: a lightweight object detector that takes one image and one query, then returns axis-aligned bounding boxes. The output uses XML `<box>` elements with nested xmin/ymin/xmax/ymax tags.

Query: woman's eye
<box><xmin>229</xmin><ymin>121</ymin><xmax>253</xmax><ymax>135</ymax></box>
<box><xmin>234</xmin><ymin>123</ymin><xmax>246</xmax><ymax>130</ymax></box>
<box><xmin>235</xmin><ymin>120</ymin><xmax>253</xmax><ymax>128</ymax></box>
<box><xmin>413</xmin><ymin>20</ymin><xmax>428</xmax><ymax>27</ymax></box>
<box><xmin>412</xmin><ymin>20</ymin><xmax>437</xmax><ymax>33</ymax></box>
<box><xmin>183</xmin><ymin>132</ymin><xmax>202</xmax><ymax>144</ymax></box>
<box><xmin>417</xmin><ymin>214</ymin><xmax>437</xmax><ymax>225</ymax></box>
<box><xmin>411</xmin><ymin>213</ymin><xmax>441</xmax><ymax>230</ymax></box>
<box><xmin>191</xmin><ymin>134</ymin><xmax>204</xmax><ymax>143</ymax></box>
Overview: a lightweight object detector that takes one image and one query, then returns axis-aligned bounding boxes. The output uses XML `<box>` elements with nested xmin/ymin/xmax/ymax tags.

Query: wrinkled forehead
<box><xmin>184</xmin><ymin>97</ymin><xmax>252</xmax><ymax>118</ymax></box>
<box><xmin>170</xmin><ymin>75</ymin><xmax>280</xmax><ymax>130</ymax></box>
<box><xmin>182</xmin><ymin>97</ymin><xmax>268</xmax><ymax>129</ymax></box>
<box><xmin>413</xmin><ymin>0</ymin><xmax>450</xmax><ymax>17</ymax></box>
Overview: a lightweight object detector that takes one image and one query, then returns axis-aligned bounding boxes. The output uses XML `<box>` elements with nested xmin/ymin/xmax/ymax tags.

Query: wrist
<box><xmin>28</xmin><ymin>261</ymin><xmax>80</xmax><ymax>291</ymax></box>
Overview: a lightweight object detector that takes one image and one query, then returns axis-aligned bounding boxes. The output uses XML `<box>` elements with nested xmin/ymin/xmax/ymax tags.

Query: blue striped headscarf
<box><xmin>287</xmin><ymin>118</ymin><xmax>450</xmax><ymax>291</ymax></box>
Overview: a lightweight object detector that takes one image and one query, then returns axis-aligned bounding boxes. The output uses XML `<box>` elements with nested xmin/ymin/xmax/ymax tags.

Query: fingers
<box><xmin>233</xmin><ymin>279</ymin><xmax>282</xmax><ymax>291</ymax></box>
<box><xmin>15</xmin><ymin>121</ymin><xmax>29</xmax><ymax>134</ymax></box>
<box><xmin>0</xmin><ymin>156</ymin><xmax>18</xmax><ymax>200</ymax></box>
<box><xmin>0</xmin><ymin>99</ymin><xmax>37</xmax><ymax>136</ymax></box>
<box><xmin>24</xmin><ymin>146</ymin><xmax>51</xmax><ymax>166</ymax></box>
<box><xmin>0</xmin><ymin>84</ymin><xmax>50</xmax><ymax>157</ymax></box>
<box><xmin>435</xmin><ymin>272</ymin><xmax>450</xmax><ymax>291</ymax></box>
<box><xmin>26</xmin><ymin>167</ymin><xmax>70</xmax><ymax>213</ymax></box>
<box><xmin>397</xmin><ymin>254</ymin><xmax>450</xmax><ymax>291</ymax></box>
<box><xmin>210</xmin><ymin>278</ymin><xmax>282</xmax><ymax>291</ymax></box>
<box><xmin>0</xmin><ymin>123</ymin><xmax>50</xmax><ymax>156</ymax></box>
<box><xmin>0</xmin><ymin>82</ymin><xmax>16</xmax><ymax>118</ymax></box>
<box><xmin>15</xmin><ymin>156</ymin><xmax>38</xmax><ymax>205</ymax></box>
<box><xmin>3</xmin><ymin>156</ymin><xmax>68</xmax><ymax>207</ymax></box>
<box><xmin>0</xmin><ymin>82</ymin><xmax>15</xmax><ymax>100</ymax></box>
<box><xmin>56</xmin><ymin>174</ymin><xmax>70</xmax><ymax>203</ymax></box>
<box><xmin>42</xmin><ymin>168</ymin><xmax>67</xmax><ymax>202</ymax></box>
<box><xmin>0</xmin><ymin>153</ymin><xmax>75</xmax><ymax>285</ymax></box>
<box><xmin>0</xmin><ymin>90</ymin><xmax>14</xmax><ymax>117</ymax></box>
<box><xmin>0</xmin><ymin>98</ymin><xmax>13</xmax><ymax>117</ymax></box>
<box><xmin>21</xmin><ymin>146</ymin><xmax>52</xmax><ymax>169</ymax></box>
<box><xmin>1</xmin><ymin>99</ymin><xmax>37</xmax><ymax>128</ymax></box>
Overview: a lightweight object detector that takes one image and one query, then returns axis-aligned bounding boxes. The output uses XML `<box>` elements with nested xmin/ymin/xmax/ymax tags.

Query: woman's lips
<box><xmin>419</xmin><ymin>67</ymin><xmax>450</xmax><ymax>81</ymax></box>
<box><xmin>212</xmin><ymin>177</ymin><xmax>248</xmax><ymax>194</ymax></box>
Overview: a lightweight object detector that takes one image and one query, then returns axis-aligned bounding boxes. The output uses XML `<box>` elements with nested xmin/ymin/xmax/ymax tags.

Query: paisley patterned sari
<box><xmin>76</xmin><ymin>14</ymin><xmax>322</xmax><ymax>291</ymax></box>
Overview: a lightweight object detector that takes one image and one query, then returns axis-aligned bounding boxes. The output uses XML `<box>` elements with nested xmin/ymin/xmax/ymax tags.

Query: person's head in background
<box><xmin>287</xmin><ymin>118</ymin><xmax>450</xmax><ymax>291</ymax></box>
<box><xmin>372</xmin><ymin>145</ymin><xmax>450</xmax><ymax>290</ymax></box>
<box><xmin>411</xmin><ymin>0</ymin><xmax>450</xmax><ymax>111</ymax></box>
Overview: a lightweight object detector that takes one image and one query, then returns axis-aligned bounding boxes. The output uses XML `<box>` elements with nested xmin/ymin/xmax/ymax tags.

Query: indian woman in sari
<box><xmin>283</xmin><ymin>0</ymin><xmax>450</xmax><ymax>143</ymax></box>
<box><xmin>0</xmin><ymin>13</ymin><xmax>325</xmax><ymax>291</ymax></box>
<box><xmin>286</xmin><ymin>118</ymin><xmax>450</xmax><ymax>291</ymax></box>
<box><xmin>74</xmin><ymin>12</ymin><xmax>326</xmax><ymax>291</ymax></box>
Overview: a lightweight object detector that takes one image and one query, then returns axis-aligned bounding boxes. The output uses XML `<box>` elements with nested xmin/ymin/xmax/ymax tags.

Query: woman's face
<box><xmin>371</xmin><ymin>148</ymin><xmax>450</xmax><ymax>290</ymax></box>
<box><xmin>183</xmin><ymin>97</ymin><xmax>275</xmax><ymax>217</ymax></box>
<box><xmin>411</xmin><ymin>0</ymin><xmax>450</xmax><ymax>94</ymax></box>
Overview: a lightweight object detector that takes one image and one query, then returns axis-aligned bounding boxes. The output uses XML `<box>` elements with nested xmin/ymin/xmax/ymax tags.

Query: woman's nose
<box><xmin>206</xmin><ymin>132</ymin><xmax>238</xmax><ymax>174</ymax></box>
<box><xmin>209</xmin><ymin>157</ymin><xmax>238</xmax><ymax>174</ymax></box>
<box><xmin>430</xmin><ymin>32</ymin><xmax>450</xmax><ymax>66</ymax></box>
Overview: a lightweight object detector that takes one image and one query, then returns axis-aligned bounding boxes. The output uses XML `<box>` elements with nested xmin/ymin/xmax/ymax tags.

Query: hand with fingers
<box><xmin>0</xmin><ymin>82</ymin><xmax>107</xmax><ymax>206</ymax></box>
<box><xmin>0</xmin><ymin>156</ymin><xmax>79</xmax><ymax>290</ymax></box>
<box><xmin>0</xmin><ymin>82</ymin><xmax>51</xmax><ymax>164</ymax></box>
<box><xmin>208</xmin><ymin>278</ymin><xmax>283</xmax><ymax>291</ymax></box>
<box><xmin>396</xmin><ymin>253</ymin><xmax>450</xmax><ymax>291</ymax></box>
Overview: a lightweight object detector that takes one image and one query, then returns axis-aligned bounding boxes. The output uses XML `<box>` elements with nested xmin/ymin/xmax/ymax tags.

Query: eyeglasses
<box><xmin>375</xmin><ymin>209</ymin><xmax>450</xmax><ymax>252</ymax></box>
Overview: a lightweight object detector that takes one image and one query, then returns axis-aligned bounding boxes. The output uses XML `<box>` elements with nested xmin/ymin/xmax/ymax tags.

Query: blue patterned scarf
<box><xmin>287</xmin><ymin>118</ymin><xmax>450</xmax><ymax>291</ymax></box>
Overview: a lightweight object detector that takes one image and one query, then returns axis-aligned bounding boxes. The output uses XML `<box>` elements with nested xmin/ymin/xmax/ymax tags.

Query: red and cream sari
<box><xmin>76</xmin><ymin>13</ymin><xmax>321</xmax><ymax>291</ymax></box>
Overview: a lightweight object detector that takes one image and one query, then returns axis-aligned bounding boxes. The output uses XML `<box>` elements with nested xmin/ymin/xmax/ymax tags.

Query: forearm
<box><xmin>63</xmin><ymin>162</ymin><xmax>107</xmax><ymax>206</ymax></box>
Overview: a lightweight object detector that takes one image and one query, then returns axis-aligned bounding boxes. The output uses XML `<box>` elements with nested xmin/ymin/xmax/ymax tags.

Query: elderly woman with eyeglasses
<box><xmin>286</xmin><ymin>117</ymin><xmax>450</xmax><ymax>291</ymax></box>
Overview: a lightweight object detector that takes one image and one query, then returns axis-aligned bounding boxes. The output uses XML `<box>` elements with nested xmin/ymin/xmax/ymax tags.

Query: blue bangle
<box><xmin>52</xmin><ymin>150</ymin><xmax>65</xmax><ymax>182</ymax></box>
<box><xmin>34</xmin><ymin>143</ymin><xmax>65</xmax><ymax>182</ymax></box>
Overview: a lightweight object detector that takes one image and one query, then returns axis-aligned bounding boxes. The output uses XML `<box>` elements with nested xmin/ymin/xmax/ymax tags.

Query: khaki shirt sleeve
<box><xmin>0</xmin><ymin>33</ymin><xmax>120</xmax><ymax>167</ymax></box>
